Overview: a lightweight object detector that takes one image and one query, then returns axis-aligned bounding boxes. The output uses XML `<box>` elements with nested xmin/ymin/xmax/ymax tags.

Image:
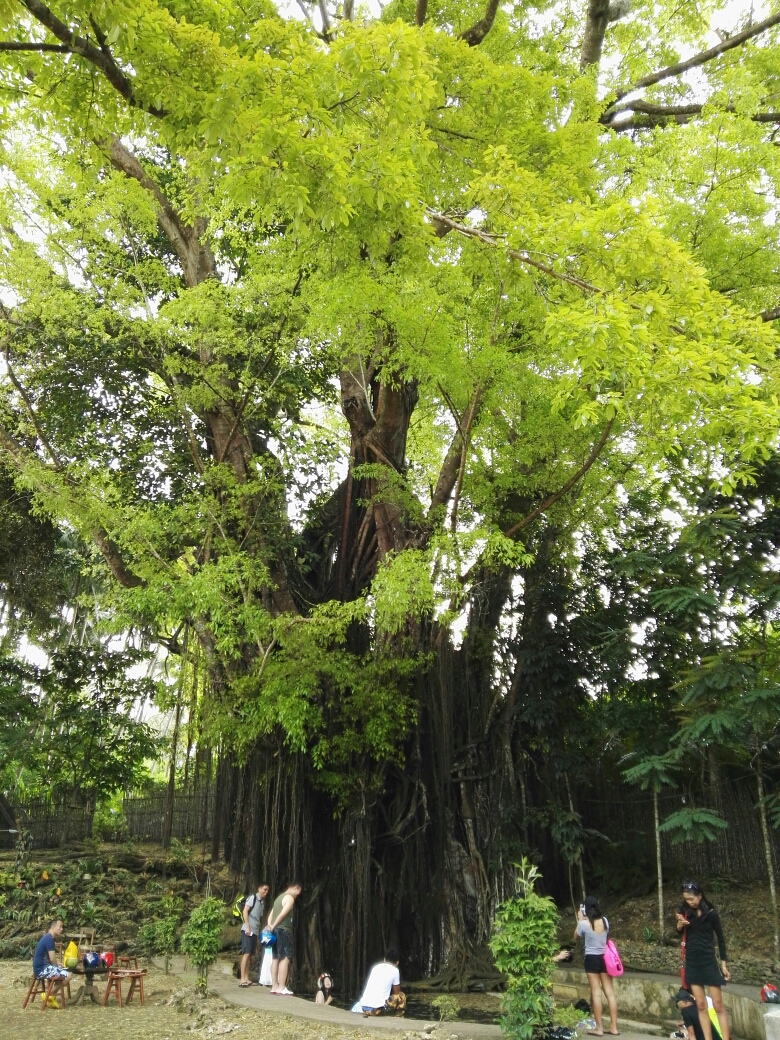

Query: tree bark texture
<box><xmin>654</xmin><ymin>787</ymin><xmax>664</xmax><ymax>941</ymax></box>
<box><xmin>756</xmin><ymin>761</ymin><xmax>780</xmax><ymax>968</ymax></box>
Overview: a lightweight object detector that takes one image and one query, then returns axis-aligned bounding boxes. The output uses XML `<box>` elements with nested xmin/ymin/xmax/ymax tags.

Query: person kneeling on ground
<box><xmin>33</xmin><ymin>919</ymin><xmax>70</xmax><ymax>983</ymax></box>
<box><xmin>315</xmin><ymin>972</ymin><xmax>334</xmax><ymax>1005</ymax></box>
<box><xmin>351</xmin><ymin>948</ymin><xmax>405</xmax><ymax>1017</ymax></box>
<box><xmin>674</xmin><ymin>989</ymin><xmax>723</xmax><ymax>1040</ymax></box>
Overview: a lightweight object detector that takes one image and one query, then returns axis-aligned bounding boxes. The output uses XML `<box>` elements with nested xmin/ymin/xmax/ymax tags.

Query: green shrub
<box><xmin>488</xmin><ymin>857</ymin><xmax>559</xmax><ymax>1040</ymax></box>
<box><xmin>553</xmin><ymin>1003</ymin><xmax>587</xmax><ymax>1027</ymax></box>
<box><xmin>93</xmin><ymin>797</ymin><xmax>128</xmax><ymax>842</ymax></box>
<box><xmin>432</xmin><ymin>994</ymin><xmax>460</xmax><ymax>1021</ymax></box>
<box><xmin>180</xmin><ymin>897</ymin><xmax>224</xmax><ymax>995</ymax></box>
<box><xmin>138</xmin><ymin>895</ymin><xmax>183</xmax><ymax>974</ymax></box>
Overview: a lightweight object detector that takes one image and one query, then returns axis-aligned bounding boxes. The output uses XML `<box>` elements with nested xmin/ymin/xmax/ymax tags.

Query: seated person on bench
<box><xmin>33</xmin><ymin>919</ymin><xmax>70</xmax><ymax>982</ymax></box>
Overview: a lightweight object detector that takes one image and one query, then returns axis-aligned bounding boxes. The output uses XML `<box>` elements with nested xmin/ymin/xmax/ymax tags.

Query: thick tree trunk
<box><xmin>654</xmin><ymin>787</ymin><xmax>664</xmax><ymax>941</ymax></box>
<box><xmin>756</xmin><ymin>760</ymin><xmax>780</xmax><ymax>968</ymax></box>
<box><xmin>162</xmin><ymin>694</ymin><xmax>182</xmax><ymax>852</ymax></box>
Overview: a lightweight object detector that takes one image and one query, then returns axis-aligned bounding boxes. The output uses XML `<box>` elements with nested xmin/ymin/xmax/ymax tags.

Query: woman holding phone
<box><xmin>575</xmin><ymin>896</ymin><xmax>618</xmax><ymax>1036</ymax></box>
<box><xmin>676</xmin><ymin>880</ymin><xmax>730</xmax><ymax>1040</ymax></box>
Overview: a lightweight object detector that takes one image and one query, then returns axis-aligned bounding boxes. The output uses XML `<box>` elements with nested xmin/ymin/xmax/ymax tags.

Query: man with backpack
<box><xmin>239</xmin><ymin>881</ymin><xmax>269</xmax><ymax>987</ymax></box>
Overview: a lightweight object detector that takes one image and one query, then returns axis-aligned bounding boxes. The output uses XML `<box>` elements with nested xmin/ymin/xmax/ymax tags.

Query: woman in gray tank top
<box><xmin>574</xmin><ymin>896</ymin><xmax>618</xmax><ymax>1036</ymax></box>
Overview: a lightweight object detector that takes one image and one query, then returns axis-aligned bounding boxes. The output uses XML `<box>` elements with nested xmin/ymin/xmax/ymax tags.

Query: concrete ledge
<box><xmin>554</xmin><ymin>969</ymin><xmax>769</xmax><ymax>1040</ymax></box>
<box><xmin>207</xmin><ymin>973</ymin><xmax>503</xmax><ymax>1037</ymax></box>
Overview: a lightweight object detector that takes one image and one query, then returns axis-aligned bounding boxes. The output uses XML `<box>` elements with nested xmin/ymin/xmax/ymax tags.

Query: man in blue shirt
<box><xmin>32</xmin><ymin>919</ymin><xmax>69</xmax><ymax>981</ymax></box>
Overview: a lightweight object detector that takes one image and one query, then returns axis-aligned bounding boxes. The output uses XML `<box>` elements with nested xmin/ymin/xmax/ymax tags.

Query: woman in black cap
<box><xmin>673</xmin><ymin>988</ymin><xmax>722</xmax><ymax>1040</ymax></box>
<box><xmin>676</xmin><ymin>881</ymin><xmax>730</xmax><ymax>1040</ymax></box>
<box><xmin>575</xmin><ymin>896</ymin><xmax>618</xmax><ymax>1036</ymax></box>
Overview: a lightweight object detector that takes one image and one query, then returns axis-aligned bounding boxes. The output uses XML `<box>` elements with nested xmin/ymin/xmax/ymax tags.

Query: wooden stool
<box><xmin>118</xmin><ymin>955</ymin><xmax>138</xmax><ymax>969</ymax></box>
<box><xmin>42</xmin><ymin>976</ymin><xmax>69</xmax><ymax>1010</ymax></box>
<box><xmin>22</xmin><ymin>976</ymin><xmax>46</xmax><ymax>1008</ymax></box>
<box><xmin>124</xmin><ymin>969</ymin><xmax>146</xmax><ymax>1006</ymax></box>
<box><xmin>102</xmin><ymin>971</ymin><xmax>123</xmax><ymax>1008</ymax></box>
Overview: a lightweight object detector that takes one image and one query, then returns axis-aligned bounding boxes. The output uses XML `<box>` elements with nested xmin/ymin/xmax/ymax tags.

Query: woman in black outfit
<box><xmin>675</xmin><ymin>881</ymin><xmax>731</xmax><ymax>1040</ymax></box>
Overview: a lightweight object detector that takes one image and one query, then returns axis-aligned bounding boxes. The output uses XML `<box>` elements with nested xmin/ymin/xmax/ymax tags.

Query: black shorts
<box><xmin>241</xmin><ymin>932</ymin><xmax>257</xmax><ymax>955</ymax></box>
<box><xmin>272</xmin><ymin>929</ymin><xmax>294</xmax><ymax>961</ymax></box>
<box><xmin>584</xmin><ymin>954</ymin><xmax>606</xmax><ymax>974</ymax></box>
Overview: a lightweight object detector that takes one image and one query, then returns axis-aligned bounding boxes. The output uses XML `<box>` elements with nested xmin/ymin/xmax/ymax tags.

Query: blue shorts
<box><xmin>241</xmin><ymin>932</ymin><xmax>257</xmax><ymax>955</ymax></box>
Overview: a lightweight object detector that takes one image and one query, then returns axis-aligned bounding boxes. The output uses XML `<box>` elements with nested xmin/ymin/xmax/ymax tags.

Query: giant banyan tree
<box><xmin>1</xmin><ymin>0</ymin><xmax>780</xmax><ymax>993</ymax></box>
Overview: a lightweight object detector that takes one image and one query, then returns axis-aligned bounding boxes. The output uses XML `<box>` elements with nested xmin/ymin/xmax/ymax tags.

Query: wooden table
<box><xmin>67</xmin><ymin>963</ymin><xmax>110</xmax><ymax>1005</ymax></box>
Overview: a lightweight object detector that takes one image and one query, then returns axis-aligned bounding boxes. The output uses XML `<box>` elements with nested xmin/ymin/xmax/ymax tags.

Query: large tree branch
<box><xmin>580</xmin><ymin>0</ymin><xmax>632</xmax><ymax>71</ymax></box>
<box><xmin>429</xmin><ymin>386</ymin><xmax>484</xmax><ymax>519</ymax></box>
<box><xmin>458</xmin><ymin>0</ymin><xmax>500</xmax><ymax>47</ymax></box>
<box><xmin>429</xmin><ymin>210</ymin><xmax>777</xmax><ymax>326</ymax></box>
<box><xmin>103</xmin><ymin>136</ymin><xmax>216</xmax><ymax>287</ymax></box>
<box><xmin>429</xmin><ymin>211</ymin><xmax>601</xmax><ymax>293</ymax></box>
<box><xmin>761</xmin><ymin>306</ymin><xmax>780</xmax><ymax>322</ymax></box>
<box><xmin>611</xmin><ymin>10</ymin><xmax>780</xmax><ymax>104</ymax></box>
<box><xmin>602</xmin><ymin>99</ymin><xmax>780</xmax><ymax>128</ymax></box>
<box><xmin>0</xmin><ymin>41</ymin><xmax>69</xmax><ymax>51</ymax></box>
<box><xmin>580</xmin><ymin>0</ymin><xmax>611</xmax><ymax>71</ymax></box>
<box><xmin>2</xmin><ymin>343</ymin><xmax>62</xmax><ymax>469</ymax></box>
<box><xmin>20</xmin><ymin>0</ymin><xmax>166</xmax><ymax>117</ymax></box>
<box><xmin>415</xmin><ymin>0</ymin><xmax>428</xmax><ymax>27</ymax></box>
<box><xmin>503</xmin><ymin>419</ymin><xmax>615</xmax><ymax>537</ymax></box>
<box><xmin>0</xmin><ymin>421</ymin><xmax>143</xmax><ymax>588</ymax></box>
<box><xmin>89</xmin><ymin>527</ymin><xmax>143</xmax><ymax>588</ymax></box>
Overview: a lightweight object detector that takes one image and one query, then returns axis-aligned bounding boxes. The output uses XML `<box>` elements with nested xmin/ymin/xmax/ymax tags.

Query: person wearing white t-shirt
<box><xmin>351</xmin><ymin>949</ymin><xmax>405</xmax><ymax>1017</ymax></box>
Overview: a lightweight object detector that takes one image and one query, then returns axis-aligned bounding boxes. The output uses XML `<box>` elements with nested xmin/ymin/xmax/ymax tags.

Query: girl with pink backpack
<box><xmin>575</xmin><ymin>896</ymin><xmax>622</xmax><ymax>1036</ymax></box>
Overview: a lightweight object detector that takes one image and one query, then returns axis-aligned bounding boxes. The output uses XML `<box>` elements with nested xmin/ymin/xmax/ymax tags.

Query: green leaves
<box><xmin>658</xmin><ymin>808</ymin><xmax>728</xmax><ymax>844</ymax></box>
<box><xmin>371</xmin><ymin>550</ymin><xmax>435</xmax><ymax>635</ymax></box>
<box><xmin>180</xmin><ymin>896</ymin><xmax>225</xmax><ymax>991</ymax></box>
<box><xmin>622</xmin><ymin>754</ymin><xmax>679</xmax><ymax>793</ymax></box>
<box><xmin>489</xmin><ymin>859</ymin><xmax>560</xmax><ymax>1040</ymax></box>
<box><xmin>0</xmin><ymin>645</ymin><xmax>160</xmax><ymax>805</ymax></box>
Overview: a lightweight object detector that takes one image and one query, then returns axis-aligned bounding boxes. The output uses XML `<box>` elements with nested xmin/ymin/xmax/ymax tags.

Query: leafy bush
<box><xmin>553</xmin><ymin>1003</ymin><xmax>587</xmax><ymax>1027</ymax></box>
<box><xmin>93</xmin><ymin>796</ymin><xmax>128</xmax><ymax>842</ymax></box>
<box><xmin>180</xmin><ymin>897</ymin><xmax>224</xmax><ymax>995</ymax></box>
<box><xmin>432</xmin><ymin>994</ymin><xmax>460</xmax><ymax>1021</ymax></box>
<box><xmin>488</xmin><ymin>858</ymin><xmax>559</xmax><ymax>1040</ymax></box>
<box><xmin>77</xmin><ymin>858</ymin><xmax>104</xmax><ymax>876</ymax></box>
<box><xmin>139</xmin><ymin>895</ymin><xmax>183</xmax><ymax>973</ymax></box>
<box><xmin>139</xmin><ymin>917</ymin><xmax>177</xmax><ymax>972</ymax></box>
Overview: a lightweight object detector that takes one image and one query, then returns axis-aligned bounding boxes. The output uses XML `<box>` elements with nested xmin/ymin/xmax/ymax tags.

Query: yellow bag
<box><xmin>63</xmin><ymin>940</ymin><xmax>78</xmax><ymax>967</ymax></box>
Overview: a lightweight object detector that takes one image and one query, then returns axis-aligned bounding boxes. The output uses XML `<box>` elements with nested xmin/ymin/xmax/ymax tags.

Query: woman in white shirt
<box><xmin>351</xmin><ymin>949</ymin><xmax>405</xmax><ymax>1016</ymax></box>
<box><xmin>575</xmin><ymin>896</ymin><xmax>619</xmax><ymax>1036</ymax></box>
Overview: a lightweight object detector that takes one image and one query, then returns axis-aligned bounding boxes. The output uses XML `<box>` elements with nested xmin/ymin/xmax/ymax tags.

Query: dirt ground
<box><xmin>0</xmin><ymin>960</ymin><xmax>467</xmax><ymax>1040</ymax></box>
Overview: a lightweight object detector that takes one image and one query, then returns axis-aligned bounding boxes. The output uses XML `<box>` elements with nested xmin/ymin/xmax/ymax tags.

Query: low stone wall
<box><xmin>617</xmin><ymin>940</ymin><xmax>777</xmax><ymax>988</ymax></box>
<box><xmin>562</xmin><ymin>938</ymin><xmax>776</xmax><ymax>988</ymax></box>
<box><xmin>553</xmin><ymin>969</ymin><xmax>768</xmax><ymax>1040</ymax></box>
